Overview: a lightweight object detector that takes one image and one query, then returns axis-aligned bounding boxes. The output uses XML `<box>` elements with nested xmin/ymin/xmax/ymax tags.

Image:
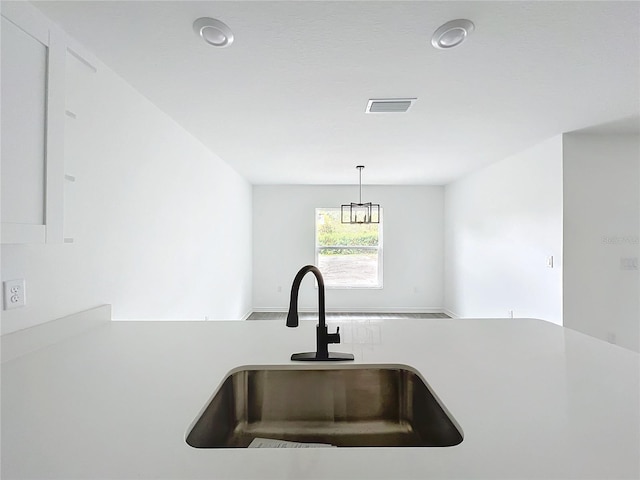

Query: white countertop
<box><xmin>1</xmin><ymin>318</ymin><xmax>639</xmax><ymax>479</ymax></box>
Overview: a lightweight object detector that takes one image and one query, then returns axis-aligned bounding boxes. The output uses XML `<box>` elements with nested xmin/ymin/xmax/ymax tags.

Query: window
<box><xmin>315</xmin><ymin>208</ymin><xmax>383</xmax><ymax>288</ymax></box>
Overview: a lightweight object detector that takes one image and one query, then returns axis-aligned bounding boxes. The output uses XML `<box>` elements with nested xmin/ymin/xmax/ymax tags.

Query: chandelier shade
<box><xmin>341</xmin><ymin>202</ymin><xmax>380</xmax><ymax>224</ymax></box>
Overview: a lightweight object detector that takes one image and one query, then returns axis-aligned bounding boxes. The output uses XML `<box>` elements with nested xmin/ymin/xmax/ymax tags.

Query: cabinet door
<box><xmin>1</xmin><ymin>9</ymin><xmax>64</xmax><ymax>244</ymax></box>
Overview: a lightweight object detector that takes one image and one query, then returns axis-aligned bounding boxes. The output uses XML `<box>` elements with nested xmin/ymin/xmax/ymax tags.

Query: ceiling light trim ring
<box><xmin>193</xmin><ymin>17</ymin><xmax>234</xmax><ymax>48</ymax></box>
<box><xmin>431</xmin><ymin>19</ymin><xmax>474</xmax><ymax>50</ymax></box>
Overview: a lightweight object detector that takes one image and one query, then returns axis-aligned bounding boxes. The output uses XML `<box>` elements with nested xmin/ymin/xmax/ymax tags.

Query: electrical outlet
<box><xmin>3</xmin><ymin>279</ymin><xmax>26</xmax><ymax>310</ymax></box>
<box><xmin>546</xmin><ymin>256</ymin><xmax>554</xmax><ymax>268</ymax></box>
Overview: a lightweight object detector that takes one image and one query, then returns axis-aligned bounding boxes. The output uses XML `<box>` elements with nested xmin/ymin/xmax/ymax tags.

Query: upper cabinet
<box><xmin>1</xmin><ymin>4</ymin><xmax>65</xmax><ymax>244</ymax></box>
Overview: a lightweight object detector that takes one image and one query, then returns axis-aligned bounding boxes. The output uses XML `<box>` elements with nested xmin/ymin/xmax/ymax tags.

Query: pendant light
<box><xmin>341</xmin><ymin>166</ymin><xmax>380</xmax><ymax>224</ymax></box>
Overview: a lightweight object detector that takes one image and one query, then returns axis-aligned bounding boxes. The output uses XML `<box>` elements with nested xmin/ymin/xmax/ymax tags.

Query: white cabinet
<box><xmin>1</xmin><ymin>4</ymin><xmax>65</xmax><ymax>244</ymax></box>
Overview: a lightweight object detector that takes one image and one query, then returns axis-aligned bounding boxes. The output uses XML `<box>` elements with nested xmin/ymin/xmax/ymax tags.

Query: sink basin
<box><xmin>186</xmin><ymin>365</ymin><xmax>463</xmax><ymax>448</ymax></box>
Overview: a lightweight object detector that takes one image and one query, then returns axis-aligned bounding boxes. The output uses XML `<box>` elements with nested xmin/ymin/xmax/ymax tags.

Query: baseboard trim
<box><xmin>252</xmin><ymin>307</ymin><xmax>446</xmax><ymax>314</ymax></box>
<box><xmin>443</xmin><ymin>309</ymin><xmax>460</xmax><ymax>319</ymax></box>
<box><xmin>1</xmin><ymin>304</ymin><xmax>111</xmax><ymax>363</ymax></box>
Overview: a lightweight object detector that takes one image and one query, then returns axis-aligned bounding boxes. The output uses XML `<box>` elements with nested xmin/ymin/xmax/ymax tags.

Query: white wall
<box><xmin>444</xmin><ymin>135</ymin><xmax>564</xmax><ymax>324</ymax></box>
<box><xmin>563</xmin><ymin>133</ymin><xmax>639</xmax><ymax>351</ymax></box>
<box><xmin>1</xmin><ymin>3</ymin><xmax>252</xmax><ymax>334</ymax></box>
<box><xmin>253</xmin><ymin>185</ymin><xmax>443</xmax><ymax>312</ymax></box>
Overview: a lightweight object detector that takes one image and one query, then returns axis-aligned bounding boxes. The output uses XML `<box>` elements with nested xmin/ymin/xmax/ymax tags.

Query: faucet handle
<box><xmin>327</xmin><ymin>326</ymin><xmax>341</xmax><ymax>344</ymax></box>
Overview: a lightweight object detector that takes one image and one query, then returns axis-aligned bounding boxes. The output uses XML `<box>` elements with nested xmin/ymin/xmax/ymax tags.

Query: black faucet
<box><xmin>286</xmin><ymin>265</ymin><xmax>354</xmax><ymax>361</ymax></box>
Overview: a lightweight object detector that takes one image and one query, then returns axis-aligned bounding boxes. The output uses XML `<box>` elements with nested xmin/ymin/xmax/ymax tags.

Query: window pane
<box><xmin>318</xmin><ymin>249</ymin><xmax>379</xmax><ymax>287</ymax></box>
<box><xmin>316</xmin><ymin>208</ymin><xmax>382</xmax><ymax>288</ymax></box>
<box><xmin>317</xmin><ymin>210</ymin><xmax>378</xmax><ymax>247</ymax></box>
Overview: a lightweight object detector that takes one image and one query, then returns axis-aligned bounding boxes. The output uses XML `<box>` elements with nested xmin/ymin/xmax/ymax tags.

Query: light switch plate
<box><xmin>3</xmin><ymin>279</ymin><xmax>26</xmax><ymax>310</ymax></box>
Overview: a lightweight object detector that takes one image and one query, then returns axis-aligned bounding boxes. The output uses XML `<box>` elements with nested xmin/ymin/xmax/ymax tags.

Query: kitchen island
<box><xmin>1</xmin><ymin>316</ymin><xmax>638</xmax><ymax>479</ymax></box>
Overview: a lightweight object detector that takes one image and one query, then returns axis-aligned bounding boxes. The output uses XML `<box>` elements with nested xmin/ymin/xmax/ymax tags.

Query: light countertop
<box><xmin>1</xmin><ymin>317</ymin><xmax>639</xmax><ymax>479</ymax></box>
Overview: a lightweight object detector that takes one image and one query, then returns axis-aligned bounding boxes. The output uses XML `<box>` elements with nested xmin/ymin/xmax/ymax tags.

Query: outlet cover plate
<box><xmin>3</xmin><ymin>279</ymin><xmax>26</xmax><ymax>310</ymax></box>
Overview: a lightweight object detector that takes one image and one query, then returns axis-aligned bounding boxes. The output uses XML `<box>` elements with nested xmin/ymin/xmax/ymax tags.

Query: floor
<box><xmin>247</xmin><ymin>312</ymin><xmax>450</xmax><ymax>321</ymax></box>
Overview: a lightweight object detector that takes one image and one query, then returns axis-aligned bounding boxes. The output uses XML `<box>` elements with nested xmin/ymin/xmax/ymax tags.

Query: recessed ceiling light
<box><xmin>431</xmin><ymin>19</ymin><xmax>474</xmax><ymax>50</ymax></box>
<box><xmin>193</xmin><ymin>17</ymin><xmax>234</xmax><ymax>48</ymax></box>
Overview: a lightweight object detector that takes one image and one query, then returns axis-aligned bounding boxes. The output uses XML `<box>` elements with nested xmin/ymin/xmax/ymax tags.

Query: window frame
<box><xmin>314</xmin><ymin>207</ymin><xmax>384</xmax><ymax>289</ymax></box>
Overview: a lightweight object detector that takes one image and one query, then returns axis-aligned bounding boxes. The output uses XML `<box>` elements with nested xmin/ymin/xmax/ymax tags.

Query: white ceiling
<box><xmin>33</xmin><ymin>1</ymin><xmax>640</xmax><ymax>185</ymax></box>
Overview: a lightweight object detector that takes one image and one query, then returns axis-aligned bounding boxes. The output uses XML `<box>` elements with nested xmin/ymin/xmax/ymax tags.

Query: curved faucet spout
<box><xmin>286</xmin><ymin>265</ymin><xmax>325</xmax><ymax>329</ymax></box>
<box><xmin>286</xmin><ymin>265</ymin><xmax>353</xmax><ymax>361</ymax></box>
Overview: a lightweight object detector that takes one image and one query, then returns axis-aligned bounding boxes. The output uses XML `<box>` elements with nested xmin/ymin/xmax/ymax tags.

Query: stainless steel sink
<box><xmin>186</xmin><ymin>365</ymin><xmax>463</xmax><ymax>448</ymax></box>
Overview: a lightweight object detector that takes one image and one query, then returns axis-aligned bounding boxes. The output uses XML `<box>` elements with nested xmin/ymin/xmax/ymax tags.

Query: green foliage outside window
<box><xmin>317</xmin><ymin>209</ymin><xmax>379</xmax><ymax>255</ymax></box>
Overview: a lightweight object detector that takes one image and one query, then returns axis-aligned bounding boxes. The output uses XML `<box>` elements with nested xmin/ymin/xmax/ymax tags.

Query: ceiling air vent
<box><xmin>366</xmin><ymin>98</ymin><xmax>417</xmax><ymax>113</ymax></box>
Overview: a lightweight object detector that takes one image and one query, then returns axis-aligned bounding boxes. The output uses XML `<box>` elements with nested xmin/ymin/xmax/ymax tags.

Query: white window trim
<box><xmin>315</xmin><ymin>207</ymin><xmax>384</xmax><ymax>289</ymax></box>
